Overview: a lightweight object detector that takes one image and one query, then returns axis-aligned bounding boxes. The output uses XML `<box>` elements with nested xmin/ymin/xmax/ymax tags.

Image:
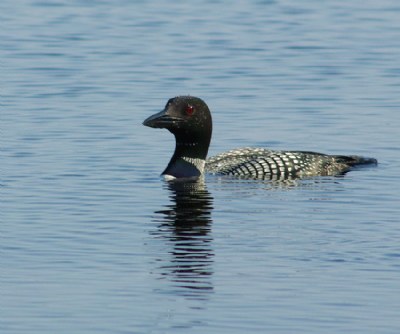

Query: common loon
<box><xmin>143</xmin><ymin>96</ymin><xmax>377</xmax><ymax>181</ymax></box>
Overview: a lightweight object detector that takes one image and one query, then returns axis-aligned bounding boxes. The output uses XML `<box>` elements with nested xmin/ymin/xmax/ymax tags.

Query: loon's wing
<box><xmin>206</xmin><ymin>147</ymin><xmax>302</xmax><ymax>179</ymax></box>
<box><xmin>206</xmin><ymin>147</ymin><xmax>376</xmax><ymax>179</ymax></box>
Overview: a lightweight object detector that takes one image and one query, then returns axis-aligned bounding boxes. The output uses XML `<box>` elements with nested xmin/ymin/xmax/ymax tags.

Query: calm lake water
<box><xmin>3</xmin><ymin>0</ymin><xmax>400</xmax><ymax>333</ymax></box>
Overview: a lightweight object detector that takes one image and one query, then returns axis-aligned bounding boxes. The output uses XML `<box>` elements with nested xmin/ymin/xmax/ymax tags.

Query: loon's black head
<box><xmin>143</xmin><ymin>96</ymin><xmax>213</xmax><ymax>180</ymax></box>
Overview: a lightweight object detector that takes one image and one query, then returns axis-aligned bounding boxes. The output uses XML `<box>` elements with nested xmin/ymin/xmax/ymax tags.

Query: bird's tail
<box><xmin>334</xmin><ymin>155</ymin><xmax>378</xmax><ymax>167</ymax></box>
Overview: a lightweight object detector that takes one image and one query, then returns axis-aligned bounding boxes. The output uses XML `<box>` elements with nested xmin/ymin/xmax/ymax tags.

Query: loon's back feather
<box><xmin>206</xmin><ymin>148</ymin><xmax>377</xmax><ymax>179</ymax></box>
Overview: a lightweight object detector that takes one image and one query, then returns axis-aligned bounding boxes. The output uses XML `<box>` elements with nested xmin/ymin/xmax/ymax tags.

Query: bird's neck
<box><xmin>162</xmin><ymin>132</ymin><xmax>211</xmax><ymax>179</ymax></box>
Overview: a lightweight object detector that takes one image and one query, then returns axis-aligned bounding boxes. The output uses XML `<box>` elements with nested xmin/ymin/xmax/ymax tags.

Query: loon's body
<box><xmin>143</xmin><ymin>96</ymin><xmax>377</xmax><ymax>181</ymax></box>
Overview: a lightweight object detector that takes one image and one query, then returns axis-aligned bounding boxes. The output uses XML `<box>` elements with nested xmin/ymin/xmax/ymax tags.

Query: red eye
<box><xmin>186</xmin><ymin>105</ymin><xmax>194</xmax><ymax>115</ymax></box>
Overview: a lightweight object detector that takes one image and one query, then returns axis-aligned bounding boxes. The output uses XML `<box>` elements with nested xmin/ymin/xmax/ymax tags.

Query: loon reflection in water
<box><xmin>150</xmin><ymin>181</ymin><xmax>214</xmax><ymax>298</ymax></box>
<box><xmin>143</xmin><ymin>96</ymin><xmax>377</xmax><ymax>181</ymax></box>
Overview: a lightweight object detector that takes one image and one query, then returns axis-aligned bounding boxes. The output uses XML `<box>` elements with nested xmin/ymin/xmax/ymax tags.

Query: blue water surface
<box><xmin>2</xmin><ymin>0</ymin><xmax>400</xmax><ymax>333</ymax></box>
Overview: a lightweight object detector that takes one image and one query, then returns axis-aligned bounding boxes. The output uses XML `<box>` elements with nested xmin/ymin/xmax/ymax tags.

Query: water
<box><xmin>2</xmin><ymin>0</ymin><xmax>400</xmax><ymax>333</ymax></box>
